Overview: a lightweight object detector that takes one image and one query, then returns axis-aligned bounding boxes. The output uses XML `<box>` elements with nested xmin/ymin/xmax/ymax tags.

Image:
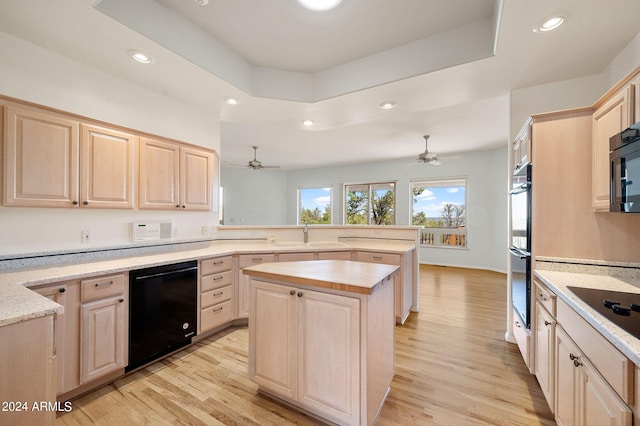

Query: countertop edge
<box><xmin>534</xmin><ymin>269</ymin><xmax>640</xmax><ymax>367</ymax></box>
<box><xmin>0</xmin><ymin>241</ymin><xmax>415</xmax><ymax>327</ymax></box>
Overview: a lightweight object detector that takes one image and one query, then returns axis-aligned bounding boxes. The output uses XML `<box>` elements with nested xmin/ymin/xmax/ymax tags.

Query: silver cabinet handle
<box><xmin>213</xmin><ymin>276</ymin><xmax>224</xmax><ymax>281</ymax></box>
<box><xmin>212</xmin><ymin>291</ymin><xmax>224</xmax><ymax>297</ymax></box>
<box><xmin>212</xmin><ymin>306</ymin><xmax>224</xmax><ymax>313</ymax></box>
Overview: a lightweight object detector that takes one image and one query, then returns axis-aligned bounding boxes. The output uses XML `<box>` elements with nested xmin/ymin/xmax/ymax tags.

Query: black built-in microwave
<box><xmin>610</xmin><ymin>122</ymin><xmax>640</xmax><ymax>213</ymax></box>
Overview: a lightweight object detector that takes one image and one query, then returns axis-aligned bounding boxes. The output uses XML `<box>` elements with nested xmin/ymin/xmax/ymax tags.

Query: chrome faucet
<box><xmin>303</xmin><ymin>224</ymin><xmax>309</xmax><ymax>243</ymax></box>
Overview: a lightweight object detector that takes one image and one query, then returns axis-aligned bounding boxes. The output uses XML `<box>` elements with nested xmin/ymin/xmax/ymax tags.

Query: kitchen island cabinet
<box><xmin>244</xmin><ymin>260</ymin><xmax>398</xmax><ymax>426</ymax></box>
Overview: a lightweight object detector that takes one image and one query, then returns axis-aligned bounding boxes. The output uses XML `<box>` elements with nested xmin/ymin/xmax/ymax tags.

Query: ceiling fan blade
<box><xmin>260</xmin><ymin>165</ymin><xmax>281</xmax><ymax>169</ymax></box>
<box><xmin>429</xmin><ymin>159</ymin><xmax>442</xmax><ymax>166</ymax></box>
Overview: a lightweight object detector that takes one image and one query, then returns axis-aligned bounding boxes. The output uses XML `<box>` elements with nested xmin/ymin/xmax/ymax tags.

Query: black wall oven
<box><xmin>509</xmin><ymin>164</ymin><xmax>531</xmax><ymax>329</ymax></box>
<box><xmin>610</xmin><ymin>122</ymin><xmax>640</xmax><ymax>213</ymax></box>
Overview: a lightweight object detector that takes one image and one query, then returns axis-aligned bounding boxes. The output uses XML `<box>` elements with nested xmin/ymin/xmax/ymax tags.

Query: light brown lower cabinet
<box><xmin>32</xmin><ymin>281</ymin><xmax>80</xmax><ymax>395</ymax></box>
<box><xmin>534</xmin><ymin>300</ymin><xmax>555</xmax><ymax>412</ymax></box>
<box><xmin>555</xmin><ymin>326</ymin><xmax>631</xmax><ymax>426</ymax></box>
<box><xmin>249</xmin><ymin>275</ymin><xmax>395</xmax><ymax>426</ymax></box>
<box><xmin>0</xmin><ymin>315</ymin><xmax>56</xmax><ymax>426</ymax></box>
<box><xmin>236</xmin><ymin>254</ymin><xmax>276</xmax><ymax>319</ymax></box>
<box><xmin>79</xmin><ymin>274</ymin><xmax>128</xmax><ymax>384</ymax></box>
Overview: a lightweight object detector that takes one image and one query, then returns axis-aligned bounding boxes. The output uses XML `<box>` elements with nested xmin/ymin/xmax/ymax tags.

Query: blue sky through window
<box><xmin>300</xmin><ymin>187</ymin><xmax>331</xmax><ymax>211</ymax></box>
<box><xmin>413</xmin><ymin>185</ymin><xmax>465</xmax><ymax>218</ymax></box>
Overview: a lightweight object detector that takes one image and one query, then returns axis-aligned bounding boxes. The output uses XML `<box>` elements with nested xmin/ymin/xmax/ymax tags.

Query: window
<box><xmin>411</xmin><ymin>178</ymin><xmax>467</xmax><ymax>247</ymax></box>
<box><xmin>344</xmin><ymin>182</ymin><xmax>395</xmax><ymax>225</ymax></box>
<box><xmin>298</xmin><ymin>187</ymin><xmax>332</xmax><ymax>224</ymax></box>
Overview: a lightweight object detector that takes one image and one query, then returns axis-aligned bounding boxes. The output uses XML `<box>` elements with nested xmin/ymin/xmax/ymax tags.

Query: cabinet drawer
<box><xmin>238</xmin><ymin>254</ymin><xmax>276</xmax><ymax>268</ymax></box>
<box><xmin>201</xmin><ymin>256</ymin><xmax>233</xmax><ymax>275</ymax></box>
<box><xmin>355</xmin><ymin>251</ymin><xmax>401</xmax><ymax>265</ymax></box>
<box><xmin>317</xmin><ymin>251</ymin><xmax>352</xmax><ymax>261</ymax></box>
<box><xmin>81</xmin><ymin>274</ymin><xmax>125</xmax><ymax>302</ymax></box>
<box><xmin>201</xmin><ymin>270</ymin><xmax>233</xmax><ymax>292</ymax></box>
<box><xmin>278</xmin><ymin>252</ymin><xmax>315</xmax><ymax>262</ymax></box>
<box><xmin>558</xmin><ymin>298</ymin><xmax>633</xmax><ymax>403</ymax></box>
<box><xmin>201</xmin><ymin>285</ymin><xmax>232</xmax><ymax>309</ymax></box>
<box><xmin>534</xmin><ymin>279</ymin><xmax>556</xmax><ymax>316</ymax></box>
<box><xmin>200</xmin><ymin>300</ymin><xmax>233</xmax><ymax>331</ymax></box>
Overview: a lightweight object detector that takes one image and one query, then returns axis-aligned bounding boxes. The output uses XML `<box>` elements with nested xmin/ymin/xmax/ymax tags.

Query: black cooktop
<box><xmin>567</xmin><ymin>286</ymin><xmax>640</xmax><ymax>339</ymax></box>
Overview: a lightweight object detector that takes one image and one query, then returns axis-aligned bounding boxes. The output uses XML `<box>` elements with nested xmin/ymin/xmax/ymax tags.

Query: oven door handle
<box><xmin>509</xmin><ymin>247</ymin><xmax>531</xmax><ymax>259</ymax></box>
<box><xmin>509</xmin><ymin>182</ymin><xmax>531</xmax><ymax>195</ymax></box>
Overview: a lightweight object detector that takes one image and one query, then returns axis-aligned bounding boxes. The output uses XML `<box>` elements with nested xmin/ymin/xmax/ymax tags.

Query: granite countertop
<box><xmin>243</xmin><ymin>260</ymin><xmax>399</xmax><ymax>295</ymax></box>
<box><xmin>535</xmin><ymin>269</ymin><xmax>640</xmax><ymax>366</ymax></box>
<box><xmin>0</xmin><ymin>239</ymin><xmax>415</xmax><ymax>327</ymax></box>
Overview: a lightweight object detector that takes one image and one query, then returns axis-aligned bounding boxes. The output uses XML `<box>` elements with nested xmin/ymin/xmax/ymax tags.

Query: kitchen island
<box><xmin>244</xmin><ymin>260</ymin><xmax>398</xmax><ymax>426</ymax></box>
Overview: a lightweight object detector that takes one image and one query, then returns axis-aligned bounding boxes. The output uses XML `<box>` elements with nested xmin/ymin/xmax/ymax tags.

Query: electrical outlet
<box><xmin>202</xmin><ymin>225</ymin><xmax>210</xmax><ymax>236</ymax></box>
<box><xmin>81</xmin><ymin>229</ymin><xmax>93</xmax><ymax>243</ymax></box>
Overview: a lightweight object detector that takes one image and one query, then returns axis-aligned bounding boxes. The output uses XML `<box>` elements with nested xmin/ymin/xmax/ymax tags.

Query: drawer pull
<box><xmin>213</xmin><ymin>260</ymin><xmax>224</xmax><ymax>265</ymax></box>
<box><xmin>544</xmin><ymin>320</ymin><xmax>552</xmax><ymax>326</ymax></box>
<box><xmin>95</xmin><ymin>280</ymin><xmax>113</xmax><ymax>288</ymax></box>
<box><xmin>373</xmin><ymin>256</ymin><xmax>383</xmax><ymax>260</ymax></box>
<box><xmin>212</xmin><ymin>291</ymin><xmax>224</xmax><ymax>297</ymax></box>
<box><xmin>212</xmin><ymin>306</ymin><xmax>224</xmax><ymax>313</ymax></box>
<box><xmin>252</xmin><ymin>257</ymin><xmax>263</xmax><ymax>262</ymax></box>
<box><xmin>213</xmin><ymin>276</ymin><xmax>224</xmax><ymax>281</ymax></box>
<box><xmin>515</xmin><ymin>321</ymin><xmax>521</xmax><ymax>328</ymax></box>
<box><xmin>59</xmin><ymin>288</ymin><xmax>66</xmax><ymax>293</ymax></box>
<box><xmin>119</xmin><ymin>298</ymin><xmax>124</xmax><ymax>303</ymax></box>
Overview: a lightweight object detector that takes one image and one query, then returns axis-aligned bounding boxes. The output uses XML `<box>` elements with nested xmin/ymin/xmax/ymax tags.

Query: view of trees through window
<box><xmin>411</xmin><ymin>178</ymin><xmax>467</xmax><ymax>247</ymax></box>
<box><xmin>345</xmin><ymin>182</ymin><xmax>395</xmax><ymax>225</ymax></box>
<box><xmin>298</xmin><ymin>187</ymin><xmax>332</xmax><ymax>224</ymax></box>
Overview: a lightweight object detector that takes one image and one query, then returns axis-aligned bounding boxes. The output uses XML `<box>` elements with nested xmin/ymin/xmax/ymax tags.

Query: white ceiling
<box><xmin>1</xmin><ymin>0</ymin><xmax>639</xmax><ymax>170</ymax></box>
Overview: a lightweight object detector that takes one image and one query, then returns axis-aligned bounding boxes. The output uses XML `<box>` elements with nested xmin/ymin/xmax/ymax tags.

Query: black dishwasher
<box><xmin>127</xmin><ymin>260</ymin><xmax>197</xmax><ymax>372</ymax></box>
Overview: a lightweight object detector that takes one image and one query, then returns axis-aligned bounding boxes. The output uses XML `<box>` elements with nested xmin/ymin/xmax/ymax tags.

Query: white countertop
<box><xmin>0</xmin><ymin>239</ymin><xmax>415</xmax><ymax>327</ymax></box>
<box><xmin>535</xmin><ymin>269</ymin><xmax>640</xmax><ymax>366</ymax></box>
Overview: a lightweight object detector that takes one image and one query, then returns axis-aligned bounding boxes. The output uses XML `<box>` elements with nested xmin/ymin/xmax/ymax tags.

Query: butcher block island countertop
<box><xmin>242</xmin><ymin>259</ymin><xmax>399</xmax><ymax>295</ymax></box>
<box><xmin>244</xmin><ymin>259</ymin><xmax>398</xmax><ymax>426</ymax></box>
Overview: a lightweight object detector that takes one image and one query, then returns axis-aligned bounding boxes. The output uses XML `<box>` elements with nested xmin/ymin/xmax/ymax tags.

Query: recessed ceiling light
<box><xmin>193</xmin><ymin>0</ymin><xmax>209</xmax><ymax>5</ymax></box>
<box><xmin>302</xmin><ymin>119</ymin><xmax>315</xmax><ymax>127</ymax></box>
<box><xmin>128</xmin><ymin>49</ymin><xmax>154</xmax><ymax>64</ymax></box>
<box><xmin>224</xmin><ymin>97</ymin><xmax>238</xmax><ymax>105</ymax></box>
<box><xmin>379</xmin><ymin>101</ymin><xmax>396</xmax><ymax>110</ymax></box>
<box><xmin>534</xmin><ymin>16</ymin><xmax>564</xmax><ymax>33</ymax></box>
<box><xmin>297</xmin><ymin>0</ymin><xmax>343</xmax><ymax>12</ymax></box>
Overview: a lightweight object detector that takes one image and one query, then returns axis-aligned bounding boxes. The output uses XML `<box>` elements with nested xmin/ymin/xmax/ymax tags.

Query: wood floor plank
<box><xmin>57</xmin><ymin>265</ymin><xmax>555</xmax><ymax>425</ymax></box>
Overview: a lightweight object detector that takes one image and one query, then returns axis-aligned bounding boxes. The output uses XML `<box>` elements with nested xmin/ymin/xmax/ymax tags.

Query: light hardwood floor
<box><xmin>57</xmin><ymin>265</ymin><xmax>555</xmax><ymax>425</ymax></box>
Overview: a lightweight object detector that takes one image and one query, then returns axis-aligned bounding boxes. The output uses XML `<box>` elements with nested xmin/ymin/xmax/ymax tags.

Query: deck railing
<box><xmin>419</xmin><ymin>227</ymin><xmax>467</xmax><ymax>248</ymax></box>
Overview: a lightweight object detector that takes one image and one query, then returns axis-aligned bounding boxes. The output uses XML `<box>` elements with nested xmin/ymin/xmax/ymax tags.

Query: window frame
<box><xmin>297</xmin><ymin>186</ymin><xmax>333</xmax><ymax>225</ymax></box>
<box><xmin>343</xmin><ymin>181</ymin><xmax>397</xmax><ymax>225</ymax></box>
<box><xmin>410</xmin><ymin>177</ymin><xmax>468</xmax><ymax>248</ymax></box>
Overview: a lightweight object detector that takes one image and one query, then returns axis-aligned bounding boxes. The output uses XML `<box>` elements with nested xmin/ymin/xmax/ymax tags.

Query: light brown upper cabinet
<box><xmin>80</xmin><ymin>124</ymin><xmax>136</xmax><ymax>209</ymax></box>
<box><xmin>513</xmin><ymin>117</ymin><xmax>532</xmax><ymax>175</ymax></box>
<box><xmin>139</xmin><ymin>136</ymin><xmax>215</xmax><ymax>211</ymax></box>
<box><xmin>4</xmin><ymin>105</ymin><xmax>80</xmax><ymax>207</ymax></box>
<box><xmin>592</xmin><ymin>84</ymin><xmax>635</xmax><ymax>211</ymax></box>
<box><xmin>4</xmin><ymin>105</ymin><xmax>136</xmax><ymax>208</ymax></box>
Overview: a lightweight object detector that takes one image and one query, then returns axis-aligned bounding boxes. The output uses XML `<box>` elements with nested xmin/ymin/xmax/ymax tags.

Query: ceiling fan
<box><xmin>229</xmin><ymin>146</ymin><xmax>281</xmax><ymax>170</ymax></box>
<box><xmin>415</xmin><ymin>135</ymin><xmax>441</xmax><ymax>166</ymax></box>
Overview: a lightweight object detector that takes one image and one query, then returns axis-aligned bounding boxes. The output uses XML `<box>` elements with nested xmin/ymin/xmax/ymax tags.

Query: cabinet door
<box><xmin>4</xmin><ymin>105</ymin><xmax>79</xmax><ymax>207</ymax></box>
<box><xmin>237</xmin><ymin>254</ymin><xmax>276</xmax><ymax>319</ymax></box>
<box><xmin>80</xmin><ymin>295</ymin><xmax>127</xmax><ymax>383</ymax></box>
<box><xmin>534</xmin><ymin>302</ymin><xmax>555</xmax><ymax>412</ymax></box>
<box><xmin>250</xmin><ymin>280</ymin><xmax>297</xmax><ymax>400</ymax></box>
<box><xmin>32</xmin><ymin>282</ymin><xmax>81</xmax><ymax>395</ymax></box>
<box><xmin>580</xmin><ymin>361</ymin><xmax>632</xmax><ymax>426</ymax></box>
<box><xmin>555</xmin><ymin>327</ymin><xmax>580</xmax><ymax>426</ymax></box>
<box><xmin>592</xmin><ymin>87</ymin><xmax>633</xmax><ymax>211</ymax></box>
<box><xmin>297</xmin><ymin>289</ymin><xmax>360</xmax><ymax>425</ymax></box>
<box><xmin>180</xmin><ymin>146</ymin><xmax>214</xmax><ymax>211</ymax></box>
<box><xmin>80</xmin><ymin>124</ymin><xmax>136</xmax><ymax>209</ymax></box>
<box><xmin>138</xmin><ymin>137</ymin><xmax>180</xmax><ymax>209</ymax></box>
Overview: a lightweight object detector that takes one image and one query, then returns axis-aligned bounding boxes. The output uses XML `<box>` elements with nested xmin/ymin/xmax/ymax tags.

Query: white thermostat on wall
<box><xmin>132</xmin><ymin>222</ymin><xmax>172</xmax><ymax>242</ymax></box>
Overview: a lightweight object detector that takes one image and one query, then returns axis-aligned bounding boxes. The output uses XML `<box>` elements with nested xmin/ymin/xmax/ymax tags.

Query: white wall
<box><xmin>285</xmin><ymin>147</ymin><xmax>509</xmax><ymax>272</ymax></box>
<box><xmin>0</xmin><ymin>31</ymin><xmax>221</xmax><ymax>256</ymax></box>
<box><xmin>220</xmin><ymin>167</ymin><xmax>288</xmax><ymax>226</ymax></box>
